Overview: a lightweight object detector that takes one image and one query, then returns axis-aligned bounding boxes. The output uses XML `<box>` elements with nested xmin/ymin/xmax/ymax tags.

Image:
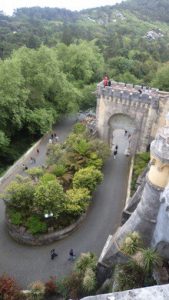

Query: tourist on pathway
<box><xmin>68</xmin><ymin>249</ymin><xmax>76</xmax><ymax>261</ymax></box>
<box><xmin>115</xmin><ymin>145</ymin><xmax>118</xmax><ymax>151</ymax></box>
<box><xmin>37</xmin><ymin>148</ymin><xmax>40</xmax><ymax>155</ymax></box>
<box><xmin>54</xmin><ymin>133</ymin><xmax>59</xmax><ymax>142</ymax></box>
<box><xmin>113</xmin><ymin>149</ymin><xmax>118</xmax><ymax>159</ymax></box>
<box><xmin>30</xmin><ymin>157</ymin><xmax>36</xmax><ymax>164</ymax></box>
<box><xmin>22</xmin><ymin>164</ymin><xmax>28</xmax><ymax>171</ymax></box>
<box><xmin>50</xmin><ymin>249</ymin><xmax>58</xmax><ymax>260</ymax></box>
<box><xmin>124</xmin><ymin>130</ymin><xmax>128</xmax><ymax>136</ymax></box>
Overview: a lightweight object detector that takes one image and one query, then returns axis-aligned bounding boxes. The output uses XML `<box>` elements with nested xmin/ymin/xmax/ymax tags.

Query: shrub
<box><xmin>83</xmin><ymin>268</ymin><xmax>96</xmax><ymax>293</ymax></box>
<box><xmin>29</xmin><ymin>281</ymin><xmax>45</xmax><ymax>299</ymax></box>
<box><xmin>121</xmin><ymin>232</ymin><xmax>141</xmax><ymax>255</ymax></box>
<box><xmin>0</xmin><ymin>274</ymin><xmax>21</xmax><ymax>300</ymax></box>
<box><xmin>73</xmin><ymin>123</ymin><xmax>86</xmax><ymax>134</ymax></box>
<box><xmin>114</xmin><ymin>263</ymin><xmax>144</xmax><ymax>292</ymax></box>
<box><xmin>39</xmin><ymin>173</ymin><xmax>56</xmax><ymax>184</ymax></box>
<box><xmin>45</xmin><ymin>276</ymin><xmax>57</xmax><ymax>296</ymax></box>
<box><xmin>62</xmin><ymin>272</ymin><xmax>83</xmax><ymax>299</ymax></box>
<box><xmin>4</xmin><ymin>181</ymin><xmax>35</xmax><ymax>211</ymax></box>
<box><xmin>141</xmin><ymin>248</ymin><xmax>162</xmax><ymax>274</ymax></box>
<box><xmin>87</xmin><ymin>152</ymin><xmax>103</xmax><ymax>169</ymax></box>
<box><xmin>26</xmin><ymin>216</ymin><xmax>47</xmax><ymax>235</ymax></box>
<box><xmin>9</xmin><ymin>211</ymin><xmax>22</xmax><ymax>226</ymax></box>
<box><xmin>57</xmin><ymin>278</ymin><xmax>68</xmax><ymax>298</ymax></box>
<box><xmin>74</xmin><ymin>252</ymin><xmax>97</xmax><ymax>274</ymax></box>
<box><xmin>66</xmin><ymin>188</ymin><xmax>91</xmax><ymax>216</ymax></box>
<box><xmin>90</xmin><ymin>139</ymin><xmax>111</xmax><ymax>161</ymax></box>
<box><xmin>50</xmin><ymin>164</ymin><xmax>67</xmax><ymax>177</ymax></box>
<box><xmin>73</xmin><ymin>166</ymin><xmax>103</xmax><ymax>192</ymax></box>
<box><xmin>26</xmin><ymin>167</ymin><xmax>44</xmax><ymax>180</ymax></box>
<box><xmin>73</xmin><ymin>138</ymin><xmax>91</xmax><ymax>156</ymax></box>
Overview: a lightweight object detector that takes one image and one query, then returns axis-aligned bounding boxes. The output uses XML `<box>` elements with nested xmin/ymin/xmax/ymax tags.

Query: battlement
<box><xmin>97</xmin><ymin>81</ymin><xmax>159</xmax><ymax>109</ymax></box>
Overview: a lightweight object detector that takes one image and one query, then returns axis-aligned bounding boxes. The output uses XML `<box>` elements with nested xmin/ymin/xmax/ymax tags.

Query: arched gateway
<box><xmin>108</xmin><ymin>113</ymin><xmax>137</xmax><ymax>154</ymax></box>
<box><xmin>96</xmin><ymin>82</ymin><xmax>169</xmax><ymax>153</ymax></box>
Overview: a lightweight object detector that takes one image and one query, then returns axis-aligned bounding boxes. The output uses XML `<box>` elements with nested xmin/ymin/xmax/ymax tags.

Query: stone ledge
<box><xmin>81</xmin><ymin>284</ymin><xmax>169</xmax><ymax>300</ymax></box>
<box><xmin>6</xmin><ymin>212</ymin><xmax>87</xmax><ymax>246</ymax></box>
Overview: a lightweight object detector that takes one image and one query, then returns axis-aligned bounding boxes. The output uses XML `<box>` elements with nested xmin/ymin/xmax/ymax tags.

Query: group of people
<box><xmin>50</xmin><ymin>248</ymin><xmax>76</xmax><ymax>261</ymax></box>
<box><xmin>22</xmin><ymin>149</ymin><xmax>40</xmax><ymax>171</ymax></box>
<box><xmin>48</xmin><ymin>132</ymin><xmax>59</xmax><ymax>144</ymax></box>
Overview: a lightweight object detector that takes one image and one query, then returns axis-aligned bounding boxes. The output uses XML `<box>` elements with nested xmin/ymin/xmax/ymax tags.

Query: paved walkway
<box><xmin>0</xmin><ymin>118</ymin><xmax>130</xmax><ymax>288</ymax></box>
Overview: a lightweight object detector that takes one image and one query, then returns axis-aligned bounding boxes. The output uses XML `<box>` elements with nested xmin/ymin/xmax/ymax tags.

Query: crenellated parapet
<box><xmin>96</xmin><ymin>80</ymin><xmax>169</xmax><ymax>152</ymax></box>
<box><xmin>97</xmin><ymin>82</ymin><xmax>159</xmax><ymax>110</ymax></box>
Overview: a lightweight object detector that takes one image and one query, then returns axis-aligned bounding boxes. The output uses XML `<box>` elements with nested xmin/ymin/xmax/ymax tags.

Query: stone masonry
<box><xmin>96</xmin><ymin>81</ymin><xmax>169</xmax><ymax>153</ymax></box>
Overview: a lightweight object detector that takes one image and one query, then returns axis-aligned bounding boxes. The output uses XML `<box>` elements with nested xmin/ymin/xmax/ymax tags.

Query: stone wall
<box><xmin>81</xmin><ymin>284</ymin><xmax>169</xmax><ymax>300</ymax></box>
<box><xmin>6</xmin><ymin>212</ymin><xmax>87</xmax><ymax>246</ymax></box>
<box><xmin>96</xmin><ymin>83</ymin><xmax>169</xmax><ymax>153</ymax></box>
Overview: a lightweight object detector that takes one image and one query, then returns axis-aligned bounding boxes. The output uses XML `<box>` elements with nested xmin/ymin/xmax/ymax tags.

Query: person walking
<box><xmin>54</xmin><ymin>133</ymin><xmax>59</xmax><ymax>142</ymax></box>
<box><xmin>37</xmin><ymin>148</ymin><xmax>40</xmax><ymax>155</ymax></box>
<box><xmin>68</xmin><ymin>249</ymin><xmax>76</xmax><ymax>261</ymax></box>
<box><xmin>113</xmin><ymin>149</ymin><xmax>118</xmax><ymax>159</ymax></box>
<box><xmin>115</xmin><ymin>145</ymin><xmax>118</xmax><ymax>151</ymax></box>
<box><xmin>50</xmin><ymin>249</ymin><xmax>58</xmax><ymax>260</ymax></box>
<box><xmin>124</xmin><ymin>130</ymin><xmax>128</xmax><ymax>136</ymax></box>
<box><xmin>22</xmin><ymin>164</ymin><xmax>28</xmax><ymax>171</ymax></box>
<box><xmin>30</xmin><ymin>157</ymin><xmax>36</xmax><ymax>164</ymax></box>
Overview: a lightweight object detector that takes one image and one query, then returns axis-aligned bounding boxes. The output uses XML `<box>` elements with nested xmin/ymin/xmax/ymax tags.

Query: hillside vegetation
<box><xmin>0</xmin><ymin>0</ymin><xmax>169</xmax><ymax>172</ymax></box>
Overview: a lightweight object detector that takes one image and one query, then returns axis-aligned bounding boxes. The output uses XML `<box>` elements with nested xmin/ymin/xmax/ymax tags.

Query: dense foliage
<box><xmin>0</xmin><ymin>1</ymin><xmax>169</xmax><ymax>172</ymax></box>
<box><xmin>4</xmin><ymin>124</ymin><xmax>110</xmax><ymax>234</ymax></box>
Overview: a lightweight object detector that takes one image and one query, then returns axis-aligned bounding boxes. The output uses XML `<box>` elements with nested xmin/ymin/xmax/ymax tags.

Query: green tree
<box><xmin>56</xmin><ymin>41</ymin><xmax>104</xmax><ymax>84</ymax></box>
<box><xmin>26</xmin><ymin>108</ymin><xmax>55</xmax><ymax>135</ymax></box>
<box><xmin>73</xmin><ymin>166</ymin><xmax>103</xmax><ymax>192</ymax></box>
<box><xmin>0</xmin><ymin>58</ymin><xmax>28</xmax><ymax>133</ymax></box>
<box><xmin>34</xmin><ymin>179</ymin><xmax>66</xmax><ymax>218</ymax></box>
<box><xmin>152</xmin><ymin>63</ymin><xmax>169</xmax><ymax>91</ymax></box>
<box><xmin>0</xmin><ymin>131</ymin><xmax>9</xmax><ymax>152</ymax></box>
<box><xmin>4</xmin><ymin>180</ymin><xmax>35</xmax><ymax>211</ymax></box>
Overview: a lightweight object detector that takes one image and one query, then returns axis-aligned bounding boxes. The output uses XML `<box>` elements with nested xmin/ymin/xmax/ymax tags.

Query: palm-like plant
<box><xmin>142</xmin><ymin>248</ymin><xmax>161</xmax><ymax>274</ymax></box>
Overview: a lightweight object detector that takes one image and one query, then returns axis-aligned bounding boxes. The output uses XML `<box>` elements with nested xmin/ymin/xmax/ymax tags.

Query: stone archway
<box><xmin>108</xmin><ymin>113</ymin><xmax>138</xmax><ymax>155</ymax></box>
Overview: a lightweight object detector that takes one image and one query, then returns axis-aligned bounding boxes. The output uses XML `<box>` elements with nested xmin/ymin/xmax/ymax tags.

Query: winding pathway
<box><xmin>0</xmin><ymin>118</ymin><xmax>130</xmax><ymax>288</ymax></box>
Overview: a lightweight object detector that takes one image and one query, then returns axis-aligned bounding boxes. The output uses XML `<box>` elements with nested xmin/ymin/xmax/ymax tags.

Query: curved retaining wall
<box><xmin>6</xmin><ymin>212</ymin><xmax>87</xmax><ymax>246</ymax></box>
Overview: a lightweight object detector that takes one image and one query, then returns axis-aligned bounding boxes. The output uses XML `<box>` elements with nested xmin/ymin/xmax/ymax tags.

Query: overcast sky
<box><xmin>1</xmin><ymin>0</ymin><xmax>124</xmax><ymax>16</ymax></box>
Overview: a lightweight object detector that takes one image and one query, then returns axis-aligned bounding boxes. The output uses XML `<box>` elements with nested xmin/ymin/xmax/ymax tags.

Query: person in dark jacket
<box><xmin>113</xmin><ymin>149</ymin><xmax>118</xmax><ymax>159</ymax></box>
<box><xmin>68</xmin><ymin>249</ymin><xmax>76</xmax><ymax>261</ymax></box>
<box><xmin>50</xmin><ymin>249</ymin><xmax>58</xmax><ymax>260</ymax></box>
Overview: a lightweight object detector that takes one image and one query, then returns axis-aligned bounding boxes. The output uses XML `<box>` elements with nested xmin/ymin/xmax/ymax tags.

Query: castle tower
<box><xmin>99</xmin><ymin>113</ymin><xmax>169</xmax><ymax>267</ymax></box>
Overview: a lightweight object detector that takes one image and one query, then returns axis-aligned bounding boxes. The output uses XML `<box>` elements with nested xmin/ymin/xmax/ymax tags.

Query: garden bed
<box><xmin>3</xmin><ymin>123</ymin><xmax>110</xmax><ymax>244</ymax></box>
<box><xmin>6</xmin><ymin>210</ymin><xmax>87</xmax><ymax>246</ymax></box>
